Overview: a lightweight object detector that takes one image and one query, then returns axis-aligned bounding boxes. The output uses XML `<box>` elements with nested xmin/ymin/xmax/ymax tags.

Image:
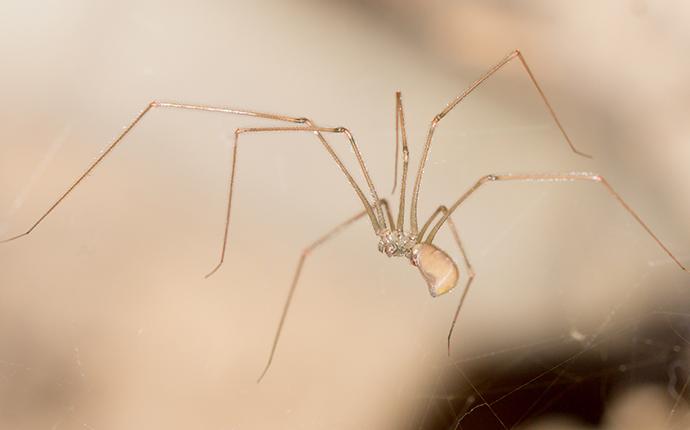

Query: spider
<box><xmin>2</xmin><ymin>50</ymin><xmax>687</xmax><ymax>382</ymax></box>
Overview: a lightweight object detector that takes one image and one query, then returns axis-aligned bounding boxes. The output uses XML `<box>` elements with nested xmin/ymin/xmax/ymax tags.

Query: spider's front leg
<box><xmin>0</xmin><ymin>103</ymin><xmax>386</xmax><ymax>279</ymax></box>
<box><xmin>206</xmin><ymin>125</ymin><xmax>386</xmax><ymax>277</ymax></box>
<box><xmin>0</xmin><ymin>101</ymin><xmax>309</xmax><ymax>245</ymax></box>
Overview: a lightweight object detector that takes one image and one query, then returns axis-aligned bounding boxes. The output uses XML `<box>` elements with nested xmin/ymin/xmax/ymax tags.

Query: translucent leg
<box><xmin>427</xmin><ymin>173</ymin><xmax>687</xmax><ymax>273</ymax></box>
<box><xmin>410</xmin><ymin>50</ymin><xmax>592</xmax><ymax>234</ymax></box>
<box><xmin>257</xmin><ymin>207</ymin><xmax>371</xmax><ymax>382</ymax></box>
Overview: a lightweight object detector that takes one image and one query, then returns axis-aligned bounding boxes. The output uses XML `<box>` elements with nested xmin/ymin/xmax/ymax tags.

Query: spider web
<box><xmin>402</xmin><ymin>265</ymin><xmax>690</xmax><ymax>429</ymax></box>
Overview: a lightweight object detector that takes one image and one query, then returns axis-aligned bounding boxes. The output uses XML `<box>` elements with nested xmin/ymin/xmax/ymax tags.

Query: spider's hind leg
<box><xmin>427</xmin><ymin>173</ymin><xmax>687</xmax><ymax>274</ymax></box>
<box><xmin>421</xmin><ymin>206</ymin><xmax>476</xmax><ymax>354</ymax></box>
<box><xmin>257</xmin><ymin>201</ymin><xmax>388</xmax><ymax>382</ymax></box>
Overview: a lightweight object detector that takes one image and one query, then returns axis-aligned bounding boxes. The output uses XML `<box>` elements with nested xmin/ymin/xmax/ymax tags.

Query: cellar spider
<box><xmin>2</xmin><ymin>50</ymin><xmax>687</xmax><ymax>383</ymax></box>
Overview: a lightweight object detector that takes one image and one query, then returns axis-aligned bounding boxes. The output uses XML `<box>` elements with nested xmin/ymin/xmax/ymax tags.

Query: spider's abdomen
<box><xmin>411</xmin><ymin>243</ymin><xmax>459</xmax><ymax>297</ymax></box>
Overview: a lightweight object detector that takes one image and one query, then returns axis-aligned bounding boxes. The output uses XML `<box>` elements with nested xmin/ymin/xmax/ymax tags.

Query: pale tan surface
<box><xmin>1</xmin><ymin>1</ymin><xmax>690</xmax><ymax>428</ymax></box>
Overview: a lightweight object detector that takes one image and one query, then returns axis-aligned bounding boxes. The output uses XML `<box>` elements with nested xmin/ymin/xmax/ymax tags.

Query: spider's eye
<box><xmin>385</xmin><ymin>244</ymin><xmax>396</xmax><ymax>256</ymax></box>
<box><xmin>411</xmin><ymin>243</ymin><xmax>459</xmax><ymax>297</ymax></box>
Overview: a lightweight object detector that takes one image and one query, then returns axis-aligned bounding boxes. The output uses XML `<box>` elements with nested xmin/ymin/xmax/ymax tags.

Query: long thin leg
<box><xmin>393</xmin><ymin>92</ymin><xmax>410</xmax><ymax>233</ymax></box>
<box><xmin>299</xmin><ymin>120</ymin><xmax>386</xmax><ymax>230</ymax></box>
<box><xmin>410</xmin><ymin>50</ymin><xmax>592</xmax><ymax>234</ymax></box>
<box><xmin>205</xmin><ymin>126</ymin><xmax>385</xmax><ymax>278</ymax></box>
<box><xmin>420</xmin><ymin>206</ymin><xmax>476</xmax><ymax>353</ymax></box>
<box><xmin>442</xmin><ymin>212</ymin><xmax>476</xmax><ymax>355</ymax></box>
<box><xmin>418</xmin><ymin>203</ymin><xmax>448</xmax><ymax>240</ymax></box>
<box><xmin>1</xmin><ymin>102</ymin><xmax>387</xmax><ymax>276</ymax></box>
<box><xmin>257</xmin><ymin>205</ymin><xmax>375</xmax><ymax>382</ymax></box>
<box><xmin>380</xmin><ymin>198</ymin><xmax>395</xmax><ymax>230</ymax></box>
<box><xmin>426</xmin><ymin>173</ymin><xmax>687</xmax><ymax>273</ymax></box>
<box><xmin>391</xmin><ymin>91</ymin><xmax>410</xmax><ymax>199</ymax></box>
<box><xmin>392</xmin><ymin>92</ymin><xmax>400</xmax><ymax>194</ymax></box>
<box><xmin>0</xmin><ymin>101</ymin><xmax>307</xmax><ymax>244</ymax></box>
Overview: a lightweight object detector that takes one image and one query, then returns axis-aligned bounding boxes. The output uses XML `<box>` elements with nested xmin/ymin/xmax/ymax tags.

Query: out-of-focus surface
<box><xmin>1</xmin><ymin>1</ymin><xmax>690</xmax><ymax>428</ymax></box>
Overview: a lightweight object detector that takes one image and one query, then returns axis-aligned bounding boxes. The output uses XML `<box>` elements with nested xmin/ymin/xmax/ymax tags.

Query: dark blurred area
<box><xmin>412</xmin><ymin>303</ymin><xmax>690</xmax><ymax>429</ymax></box>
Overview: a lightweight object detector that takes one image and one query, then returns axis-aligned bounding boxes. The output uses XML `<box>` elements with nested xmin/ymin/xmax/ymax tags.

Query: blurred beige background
<box><xmin>1</xmin><ymin>1</ymin><xmax>690</xmax><ymax>428</ymax></box>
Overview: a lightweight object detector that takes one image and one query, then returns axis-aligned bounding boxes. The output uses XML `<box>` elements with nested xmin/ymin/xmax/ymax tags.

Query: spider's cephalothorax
<box><xmin>377</xmin><ymin>230</ymin><xmax>417</xmax><ymax>258</ymax></box>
